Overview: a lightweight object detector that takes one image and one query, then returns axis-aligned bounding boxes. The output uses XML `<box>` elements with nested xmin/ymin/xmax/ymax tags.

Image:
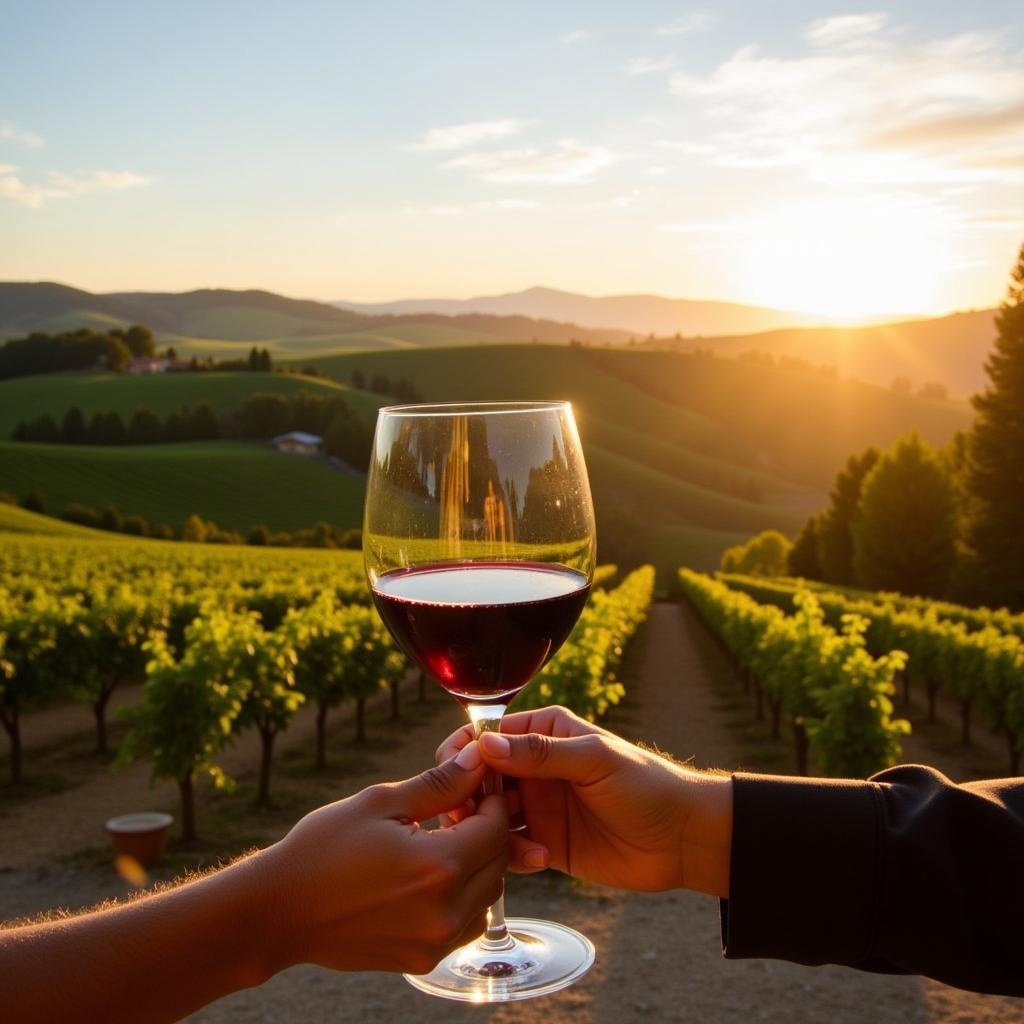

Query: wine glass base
<box><xmin>403</xmin><ymin>917</ymin><xmax>595</xmax><ymax>1003</ymax></box>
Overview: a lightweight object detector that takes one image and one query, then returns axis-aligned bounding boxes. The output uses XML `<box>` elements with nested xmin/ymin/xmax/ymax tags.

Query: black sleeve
<box><xmin>719</xmin><ymin>765</ymin><xmax>1024</xmax><ymax>996</ymax></box>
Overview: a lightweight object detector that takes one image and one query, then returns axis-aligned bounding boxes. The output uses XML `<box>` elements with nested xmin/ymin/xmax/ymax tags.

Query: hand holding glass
<box><xmin>363</xmin><ymin>401</ymin><xmax>597</xmax><ymax>1002</ymax></box>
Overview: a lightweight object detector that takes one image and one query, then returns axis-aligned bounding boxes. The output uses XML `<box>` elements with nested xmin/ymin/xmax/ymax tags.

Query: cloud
<box><xmin>410</xmin><ymin>119</ymin><xmax>528</xmax><ymax>152</ymax></box>
<box><xmin>666</xmin><ymin>18</ymin><xmax>1024</xmax><ymax>185</ymax></box>
<box><xmin>0</xmin><ymin>124</ymin><xmax>43</xmax><ymax>147</ymax></box>
<box><xmin>0</xmin><ymin>167</ymin><xmax>154</xmax><ymax>208</ymax></box>
<box><xmin>443</xmin><ymin>140</ymin><xmax>620</xmax><ymax>184</ymax></box>
<box><xmin>803</xmin><ymin>12</ymin><xmax>890</xmax><ymax>49</ymax></box>
<box><xmin>405</xmin><ymin>204</ymin><xmax>464</xmax><ymax>216</ymax></box>
<box><xmin>656</xmin><ymin>11</ymin><xmax>715</xmax><ymax>37</ymax></box>
<box><xmin>625</xmin><ymin>56</ymin><xmax>676</xmax><ymax>77</ymax></box>
<box><xmin>560</xmin><ymin>30</ymin><xmax>591</xmax><ymax>46</ymax></box>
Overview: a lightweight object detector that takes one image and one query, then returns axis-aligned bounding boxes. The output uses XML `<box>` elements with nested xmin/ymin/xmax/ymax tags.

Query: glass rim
<box><xmin>377</xmin><ymin>399</ymin><xmax>572</xmax><ymax>418</ymax></box>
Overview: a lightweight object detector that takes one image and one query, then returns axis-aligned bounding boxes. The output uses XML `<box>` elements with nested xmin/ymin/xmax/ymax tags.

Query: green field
<box><xmin>0</xmin><ymin>441</ymin><xmax>365</xmax><ymax>533</ymax></box>
<box><xmin>0</xmin><ymin>371</ymin><xmax>385</xmax><ymax>438</ymax></box>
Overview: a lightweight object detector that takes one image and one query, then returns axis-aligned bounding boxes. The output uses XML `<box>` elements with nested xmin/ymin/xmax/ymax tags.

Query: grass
<box><xmin>0</xmin><ymin>441</ymin><xmax>366</xmax><ymax>533</ymax></box>
<box><xmin>0</xmin><ymin>370</ymin><xmax>385</xmax><ymax>438</ymax></box>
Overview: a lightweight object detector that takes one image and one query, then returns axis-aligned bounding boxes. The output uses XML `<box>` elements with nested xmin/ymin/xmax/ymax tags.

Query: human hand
<box><xmin>264</xmin><ymin>744</ymin><xmax>508</xmax><ymax>976</ymax></box>
<box><xmin>437</xmin><ymin>706</ymin><xmax>732</xmax><ymax>897</ymax></box>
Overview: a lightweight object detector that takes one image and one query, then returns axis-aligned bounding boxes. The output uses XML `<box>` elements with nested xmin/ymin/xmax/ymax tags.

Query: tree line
<box><xmin>0</xmin><ymin>325</ymin><xmax>156</xmax><ymax>379</ymax></box>
<box><xmin>11</xmin><ymin>389</ymin><xmax>373</xmax><ymax>470</ymax></box>
<box><xmin>3</xmin><ymin>490</ymin><xmax>362</xmax><ymax>550</ymax></box>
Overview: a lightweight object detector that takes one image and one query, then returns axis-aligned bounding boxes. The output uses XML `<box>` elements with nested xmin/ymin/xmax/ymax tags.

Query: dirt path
<box><xmin>3</xmin><ymin>604</ymin><xmax>1022</xmax><ymax>1023</ymax></box>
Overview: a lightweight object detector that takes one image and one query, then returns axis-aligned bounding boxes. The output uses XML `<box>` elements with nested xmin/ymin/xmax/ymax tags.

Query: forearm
<box><xmin>0</xmin><ymin>847</ymin><xmax>287</xmax><ymax>1023</ymax></box>
<box><xmin>678</xmin><ymin>770</ymin><xmax>733</xmax><ymax>899</ymax></box>
<box><xmin>720</xmin><ymin>767</ymin><xmax>1024</xmax><ymax>996</ymax></box>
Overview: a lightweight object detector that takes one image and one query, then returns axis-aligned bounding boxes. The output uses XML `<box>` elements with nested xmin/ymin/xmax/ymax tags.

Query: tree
<box><xmin>247</xmin><ymin>346</ymin><xmax>260</xmax><ymax>371</ymax></box>
<box><xmin>181</xmin><ymin>514</ymin><xmax>208</xmax><ymax>543</ymax></box>
<box><xmin>24</xmin><ymin>414</ymin><xmax>61</xmax><ymax>443</ymax></box>
<box><xmin>128</xmin><ymin>407</ymin><xmax>164</xmax><ymax>445</ymax></box>
<box><xmin>87</xmin><ymin>410</ymin><xmax>128</xmax><ymax>445</ymax></box>
<box><xmin>720</xmin><ymin>529</ymin><xmax>793</xmax><ymax>577</ymax></box>
<box><xmin>62</xmin><ymin>503</ymin><xmax>100</xmax><ymax>529</ymax></box>
<box><xmin>788</xmin><ymin>514</ymin><xmax>822</xmax><ymax>578</ymax></box>
<box><xmin>351</xmin><ymin>369</ymin><xmax>366</xmax><ymax>390</ymax></box>
<box><xmin>247</xmin><ymin>523</ymin><xmax>270</xmax><ymax>546</ymax></box>
<box><xmin>100</xmin><ymin>505</ymin><xmax>123</xmax><ymax>533</ymax></box>
<box><xmin>118</xmin><ymin>626</ymin><xmax>246</xmax><ymax>842</ymax></box>
<box><xmin>20</xmin><ymin>490</ymin><xmax>45</xmax><ymax>514</ymax></box>
<box><xmin>852</xmin><ymin>433</ymin><xmax>958</xmax><ymax>597</ymax></box>
<box><xmin>124</xmin><ymin>324</ymin><xmax>156</xmax><ymax>358</ymax></box>
<box><xmin>61</xmin><ymin>407</ymin><xmax>87</xmax><ymax>444</ymax></box>
<box><xmin>962</xmin><ymin>244</ymin><xmax>1024</xmax><ymax>610</ymax></box>
<box><xmin>816</xmin><ymin>448</ymin><xmax>880</xmax><ymax>585</ymax></box>
<box><xmin>121</xmin><ymin>515</ymin><xmax>149</xmax><ymax>536</ymax></box>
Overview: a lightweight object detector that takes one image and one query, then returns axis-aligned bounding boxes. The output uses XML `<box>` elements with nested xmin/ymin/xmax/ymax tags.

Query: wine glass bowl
<box><xmin>363</xmin><ymin>400</ymin><xmax>597</xmax><ymax>1002</ymax></box>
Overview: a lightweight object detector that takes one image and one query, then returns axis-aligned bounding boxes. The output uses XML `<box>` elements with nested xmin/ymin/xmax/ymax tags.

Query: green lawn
<box><xmin>0</xmin><ymin>441</ymin><xmax>366</xmax><ymax>533</ymax></box>
<box><xmin>0</xmin><ymin>371</ymin><xmax>385</xmax><ymax>438</ymax></box>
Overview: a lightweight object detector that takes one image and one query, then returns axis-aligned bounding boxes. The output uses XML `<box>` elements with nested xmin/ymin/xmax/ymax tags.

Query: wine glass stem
<box><xmin>468</xmin><ymin>703</ymin><xmax>514</xmax><ymax>950</ymax></box>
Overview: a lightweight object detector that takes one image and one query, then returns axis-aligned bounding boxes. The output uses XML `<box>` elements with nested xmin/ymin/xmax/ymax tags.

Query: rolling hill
<box><xmin>660</xmin><ymin>309</ymin><xmax>998</xmax><ymax>398</ymax></box>
<box><xmin>0</xmin><ymin>283</ymin><xmax>629</xmax><ymax>355</ymax></box>
<box><xmin>0</xmin><ymin>441</ymin><xmax>366</xmax><ymax>534</ymax></box>
<box><xmin>0</xmin><ymin>370</ymin><xmax>384</xmax><ymax>439</ymax></box>
<box><xmin>335</xmin><ymin>285</ymin><xmax>822</xmax><ymax>336</ymax></box>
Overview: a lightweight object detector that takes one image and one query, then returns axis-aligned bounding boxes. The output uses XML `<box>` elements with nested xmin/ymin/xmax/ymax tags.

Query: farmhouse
<box><xmin>271</xmin><ymin>431</ymin><xmax>323</xmax><ymax>456</ymax></box>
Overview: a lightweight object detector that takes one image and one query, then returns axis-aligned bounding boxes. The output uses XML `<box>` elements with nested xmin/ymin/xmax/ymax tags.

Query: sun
<box><xmin>735</xmin><ymin>199</ymin><xmax>954</xmax><ymax>321</ymax></box>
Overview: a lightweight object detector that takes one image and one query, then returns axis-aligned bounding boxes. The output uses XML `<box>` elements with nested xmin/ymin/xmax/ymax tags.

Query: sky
<box><xmin>1</xmin><ymin>1</ymin><xmax>1022</xmax><ymax>318</ymax></box>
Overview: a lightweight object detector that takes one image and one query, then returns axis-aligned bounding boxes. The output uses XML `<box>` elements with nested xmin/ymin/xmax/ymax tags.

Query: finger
<box><xmin>497</xmin><ymin>706</ymin><xmax>604</xmax><ymax>740</ymax></box>
<box><xmin>435</xmin><ymin>723</ymin><xmax>475</xmax><ymax>765</ymax></box>
<box><xmin>440</xmin><ymin>792</ymin><xmax>509</xmax><ymax>868</ymax></box>
<box><xmin>454</xmin><ymin>847</ymin><xmax>507</xmax><ymax>922</ymax></box>
<box><xmin>507</xmin><ymin>833</ymin><xmax>550</xmax><ymax>874</ymax></box>
<box><xmin>388</xmin><ymin>743</ymin><xmax>486</xmax><ymax>822</ymax></box>
<box><xmin>478</xmin><ymin>731</ymin><xmax>611</xmax><ymax>784</ymax></box>
<box><xmin>443</xmin><ymin>799</ymin><xmax>476</xmax><ymax>826</ymax></box>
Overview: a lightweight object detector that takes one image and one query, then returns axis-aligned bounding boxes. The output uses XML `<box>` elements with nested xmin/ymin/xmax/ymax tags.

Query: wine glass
<box><xmin>363</xmin><ymin>400</ymin><xmax>597</xmax><ymax>1002</ymax></box>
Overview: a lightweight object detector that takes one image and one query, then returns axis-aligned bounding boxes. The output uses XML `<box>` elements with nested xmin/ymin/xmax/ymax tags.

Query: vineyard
<box><xmin>0</xmin><ymin>527</ymin><xmax>649</xmax><ymax>839</ymax></box>
<box><xmin>679</xmin><ymin>569</ymin><xmax>909</xmax><ymax>777</ymax></box>
<box><xmin>716</xmin><ymin>573</ymin><xmax>1024</xmax><ymax>772</ymax></box>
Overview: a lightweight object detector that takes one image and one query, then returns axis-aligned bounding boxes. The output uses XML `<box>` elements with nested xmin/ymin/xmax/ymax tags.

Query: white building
<box><xmin>271</xmin><ymin>431</ymin><xmax>323</xmax><ymax>456</ymax></box>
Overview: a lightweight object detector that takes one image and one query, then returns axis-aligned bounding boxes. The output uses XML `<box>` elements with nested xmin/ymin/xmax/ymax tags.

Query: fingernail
<box><xmin>455</xmin><ymin>741</ymin><xmax>482</xmax><ymax>770</ymax></box>
<box><xmin>480</xmin><ymin>732</ymin><xmax>511</xmax><ymax>757</ymax></box>
<box><xmin>523</xmin><ymin>848</ymin><xmax>548</xmax><ymax>869</ymax></box>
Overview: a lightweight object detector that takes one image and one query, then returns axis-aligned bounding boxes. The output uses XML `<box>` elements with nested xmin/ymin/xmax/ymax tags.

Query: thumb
<box><xmin>479</xmin><ymin>730</ymin><xmax>609</xmax><ymax>784</ymax></box>
<box><xmin>390</xmin><ymin>741</ymin><xmax>486</xmax><ymax>822</ymax></box>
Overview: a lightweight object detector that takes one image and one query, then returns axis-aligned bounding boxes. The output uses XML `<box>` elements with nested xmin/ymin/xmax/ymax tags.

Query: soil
<box><xmin>2</xmin><ymin>602</ymin><xmax>1022</xmax><ymax>1023</ymax></box>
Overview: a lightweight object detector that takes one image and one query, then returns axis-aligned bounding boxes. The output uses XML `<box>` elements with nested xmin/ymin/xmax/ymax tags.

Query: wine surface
<box><xmin>372</xmin><ymin>561</ymin><xmax>590</xmax><ymax>704</ymax></box>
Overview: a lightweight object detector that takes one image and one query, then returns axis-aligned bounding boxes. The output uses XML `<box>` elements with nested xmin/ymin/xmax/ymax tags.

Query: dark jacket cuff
<box><xmin>720</xmin><ymin>771</ymin><xmax>882</xmax><ymax>967</ymax></box>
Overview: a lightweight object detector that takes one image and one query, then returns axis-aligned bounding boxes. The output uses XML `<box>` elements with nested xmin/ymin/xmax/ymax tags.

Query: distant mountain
<box><xmin>667</xmin><ymin>309</ymin><xmax>998</xmax><ymax>397</ymax></box>
<box><xmin>0</xmin><ymin>283</ymin><xmax>629</xmax><ymax>353</ymax></box>
<box><xmin>334</xmin><ymin>285</ymin><xmax>824</xmax><ymax>337</ymax></box>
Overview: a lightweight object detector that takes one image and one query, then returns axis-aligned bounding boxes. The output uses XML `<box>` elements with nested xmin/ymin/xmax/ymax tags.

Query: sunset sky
<box><xmin>1</xmin><ymin>1</ymin><xmax>1022</xmax><ymax>318</ymax></box>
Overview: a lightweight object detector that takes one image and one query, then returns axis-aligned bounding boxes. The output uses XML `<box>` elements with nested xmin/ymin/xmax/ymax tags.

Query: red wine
<box><xmin>372</xmin><ymin>561</ymin><xmax>590</xmax><ymax>704</ymax></box>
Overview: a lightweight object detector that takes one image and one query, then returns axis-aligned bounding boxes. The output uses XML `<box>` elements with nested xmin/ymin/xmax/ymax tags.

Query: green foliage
<box><xmin>124</xmin><ymin>325</ymin><xmax>156</xmax><ymax>359</ymax></box>
<box><xmin>516</xmin><ymin>566</ymin><xmax>654</xmax><ymax>720</ymax></box>
<box><xmin>681</xmin><ymin>569</ymin><xmax>909</xmax><ymax>777</ymax></box>
<box><xmin>720</xmin><ymin>529</ymin><xmax>792</xmax><ymax>577</ymax></box>
<box><xmin>963</xmin><ymin>244</ymin><xmax>1024</xmax><ymax>611</ymax></box>
<box><xmin>815</xmin><ymin>448</ymin><xmax>879</xmax><ymax>585</ymax></box>
<box><xmin>851</xmin><ymin>433</ymin><xmax>958</xmax><ymax>597</ymax></box>
<box><xmin>788</xmin><ymin>514</ymin><xmax>821</xmax><ymax>578</ymax></box>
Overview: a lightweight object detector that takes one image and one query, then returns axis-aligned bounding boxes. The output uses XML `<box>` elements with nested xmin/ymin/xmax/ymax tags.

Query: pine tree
<box><xmin>852</xmin><ymin>433</ymin><xmax>958</xmax><ymax>597</ymax></box>
<box><xmin>816</xmin><ymin>448</ymin><xmax>879</xmax><ymax>584</ymax></box>
<box><xmin>962</xmin><ymin>244</ymin><xmax>1024</xmax><ymax>610</ymax></box>
<box><xmin>788</xmin><ymin>514</ymin><xmax>822</xmax><ymax>579</ymax></box>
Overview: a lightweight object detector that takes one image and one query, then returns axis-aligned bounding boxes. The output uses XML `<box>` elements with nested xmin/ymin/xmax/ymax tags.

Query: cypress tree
<box><xmin>851</xmin><ymin>433</ymin><xmax>958</xmax><ymax>597</ymax></box>
<box><xmin>962</xmin><ymin>244</ymin><xmax>1024</xmax><ymax>610</ymax></box>
<box><xmin>816</xmin><ymin>447</ymin><xmax>880</xmax><ymax>584</ymax></box>
<box><xmin>61</xmin><ymin>407</ymin><xmax>87</xmax><ymax>443</ymax></box>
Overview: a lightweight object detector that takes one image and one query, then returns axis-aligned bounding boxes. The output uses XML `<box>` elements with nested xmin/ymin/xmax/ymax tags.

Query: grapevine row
<box><xmin>720</xmin><ymin>573</ymin><xmax>1024</xmax><ymax>769</ymax></box>
<box><xmin>679</xmin><ymin>569</ymin><xmax>909</xmax><ymax>778</ymax></box>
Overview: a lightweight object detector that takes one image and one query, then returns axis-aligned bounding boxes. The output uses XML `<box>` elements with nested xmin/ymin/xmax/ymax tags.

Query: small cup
<box><xmin>105</xmin><ymin>812</ymin><xmax>174</xmax><ymax>868</ymax></box>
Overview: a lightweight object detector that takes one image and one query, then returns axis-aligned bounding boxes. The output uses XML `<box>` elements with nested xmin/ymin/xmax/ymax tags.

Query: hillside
<box><xmin>0</xmin><ymin>370</ymin><xmax>386</xmax><ymax>438</ymax></box>
<box><xmin>0</xmin><ymin>501</ymin><xmax>112</xmax><ymax>537</ymax></box>
<box><xmin>0</xmin><ymin>283</ymin><xmax>628</xmax><ymax>354</ymax></box>
<box><xmin>335</xmin><ymin>285</ymin><xmax>821</xmax><ymax>336</ymax></box>
<box><xmin>661</xmin><ymin>309</ymin><xmax>998</xmax><ymax>397</ymax></box>
<box><xmin>0</xmin><ymin>441</ymin><xmax>366</xmax><ymax>534</ymax></box>
<box><xmin>301</xmin><ymin>345</ymin><xmax>970</xmax><ymax>490</ymax></box>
